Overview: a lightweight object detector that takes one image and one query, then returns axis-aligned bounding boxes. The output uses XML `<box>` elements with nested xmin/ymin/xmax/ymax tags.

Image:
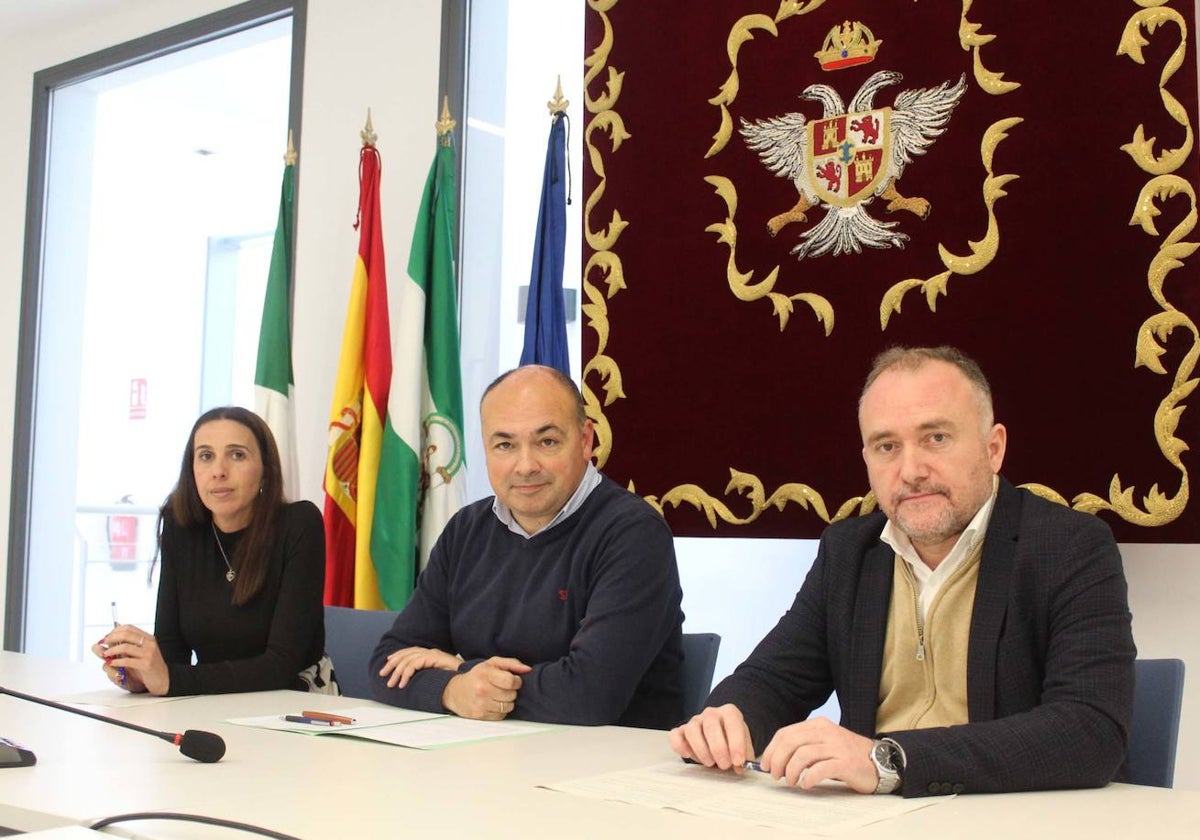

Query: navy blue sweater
<box><xmin>370</xmin><ymin>477</ymin><xmax>684</xmax><ymax>728</ymax></box>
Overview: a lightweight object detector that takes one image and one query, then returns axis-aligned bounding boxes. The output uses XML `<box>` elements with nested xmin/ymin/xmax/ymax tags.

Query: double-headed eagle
<box><xmin>740</xmin><ymin>70</ymin><xmax>967</xmax><ymax>259</ymax></box>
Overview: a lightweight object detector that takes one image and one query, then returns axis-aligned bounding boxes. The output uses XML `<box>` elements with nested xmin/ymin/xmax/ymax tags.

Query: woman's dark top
<box><xmin>154</xmin><ymin>500</ymin><xmax>325</xmax><ymax>695</ymax></box>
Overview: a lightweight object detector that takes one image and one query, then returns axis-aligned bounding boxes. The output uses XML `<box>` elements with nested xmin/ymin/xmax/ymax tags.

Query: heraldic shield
<box><xmin>805</xmin><ymin>107</ymin><xmax>891</xmax><ymax>208</ymax></box>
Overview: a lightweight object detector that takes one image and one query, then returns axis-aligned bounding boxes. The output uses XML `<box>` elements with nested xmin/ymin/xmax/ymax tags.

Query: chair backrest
<box><xmin>1129</xmin><ymin>658</ymin><xmax>1186</xmax><ymax>788</ymax></box>
<box><xmin>680</xmin><ymin>632</ymin><xmax>722</xmax><ymax>718</ymax></box>
<box><xmin>323</xmin><ymin>605</ymin><xmax>400</xmax><ymax>700</ymax></box>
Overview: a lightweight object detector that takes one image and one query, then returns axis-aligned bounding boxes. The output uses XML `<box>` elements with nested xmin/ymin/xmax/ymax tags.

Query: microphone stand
<box><xmin>0</xmin><ymin>684</ymin><xmax>226</xmax><ymax>762</ymax></box>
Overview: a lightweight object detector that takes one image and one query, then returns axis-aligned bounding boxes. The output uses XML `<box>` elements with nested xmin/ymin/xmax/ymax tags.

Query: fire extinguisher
<box><xmin>107</xmin><ymin>494</ymin><xmax>138</xmax><ymax>569</ymax></box>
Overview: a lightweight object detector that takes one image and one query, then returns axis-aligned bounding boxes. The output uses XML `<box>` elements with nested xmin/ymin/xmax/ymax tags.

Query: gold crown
<box><xmin>815</xmin><ymin>21</ymin><xmax>881</xmax><ymax>71</ymax></box>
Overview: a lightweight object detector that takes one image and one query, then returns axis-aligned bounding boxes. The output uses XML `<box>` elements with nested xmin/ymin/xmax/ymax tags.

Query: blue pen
<box><xmin>284</xmin><ymin>715</ymin><xmax>339</xmax><ymax>726</ymax></box>
<box><xmin>743</xmin><ymin>760</ymin><xmax>766</xmax><ymax>773</ymax></box>
<box><xmin>110</xmin><ymin>601</ymin><xmax>126</xmax><ymax>688</ymax></box>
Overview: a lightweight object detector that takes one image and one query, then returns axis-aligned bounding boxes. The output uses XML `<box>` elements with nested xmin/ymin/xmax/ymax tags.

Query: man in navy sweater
<box><xmin>369</xmin><ymin>365</ymin><xmax>685</xmax><ymax>728</ymax></box>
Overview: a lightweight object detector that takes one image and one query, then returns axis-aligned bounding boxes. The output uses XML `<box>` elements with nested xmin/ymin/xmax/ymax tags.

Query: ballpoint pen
<box><xmin>284</xmin><ymin>715</ymin><xmax>340</xmax><ymax>726</ymax></box>
<box><xmin>301</xmin><ymin>710</ymin><xmax>355</xmax><ymax>724</ymax></box>
<box><xmin>743</xmin><ymin>760</ymin><xmax>766</xmax><ymax>773</ymax></box>
<box><xmin>110</xmin><ymin>601</ymin><xmax>126</xmax><ymax>688</ymax></box>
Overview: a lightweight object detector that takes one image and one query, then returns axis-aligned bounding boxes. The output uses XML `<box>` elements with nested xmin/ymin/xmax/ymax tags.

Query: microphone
<box><xmin>0</xmin><ymin>684</ymin><xmax>226</xmax><ymax>763</ymax></box>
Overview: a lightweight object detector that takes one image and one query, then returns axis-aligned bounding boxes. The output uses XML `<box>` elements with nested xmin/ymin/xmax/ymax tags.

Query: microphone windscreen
<box><xmin>178</xmin><ymin>729</ymin><xmax>226</xmax><ymax>763</ymax></box>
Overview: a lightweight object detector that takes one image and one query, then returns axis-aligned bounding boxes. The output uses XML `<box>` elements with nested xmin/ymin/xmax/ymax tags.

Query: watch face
<box><xmin>873</xmin><ymin>741</ymin><xmax>898</xmax><ymax>772</ymax></box>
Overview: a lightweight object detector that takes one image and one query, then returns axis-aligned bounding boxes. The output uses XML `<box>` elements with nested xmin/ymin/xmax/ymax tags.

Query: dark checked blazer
<box><xmin>706</xmin><ymin>478</ymin><xmax>1136</xmax><ymax>798</ymax></box>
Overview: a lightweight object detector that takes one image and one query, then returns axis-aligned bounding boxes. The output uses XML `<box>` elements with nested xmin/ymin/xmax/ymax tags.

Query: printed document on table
<box><xmin>227</xmin><ymin>706</ymin><xmax>554</xmax><ymax>748</ymax></box>
<box><xmin>61</xmin><ymin>690</ymin><xmax>190</xmax><ymax>708</ymax></box>
<box><xmin>226</xmin><ymin>705</ymin><xmax>444</xmax><ymax>733</ymax></box>
<box><xmin>543</xmin><ymin>761</ymin><xmax>951</xmax><ymax>836</ymax></box>
<box><xmin>345</xmin><ymin>716</ymin><xmax>555</xmax><ymax>749</ymax></box>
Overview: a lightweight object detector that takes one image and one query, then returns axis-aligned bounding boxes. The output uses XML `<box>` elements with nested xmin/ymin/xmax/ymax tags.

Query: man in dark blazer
<box><xmin>670</xmin><ymin>346</ymin><xmax>1135</xmax><ymax>798</ymax></box>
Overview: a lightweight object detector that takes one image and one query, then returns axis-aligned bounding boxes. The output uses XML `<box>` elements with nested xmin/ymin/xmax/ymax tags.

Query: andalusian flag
<box><xmin>323</xmin><ymin>122</ymin><xmax>393</xmax><ymax>609</ymax></box>
<box><xmin>254</xmin><ymin>135</ymin><xmax>300</xmax><ymax>500</ymax></box>
<box><xmin>370</xmin><ymin>106</ymin><xmax>467</xmax><ymax>609</ymax></box>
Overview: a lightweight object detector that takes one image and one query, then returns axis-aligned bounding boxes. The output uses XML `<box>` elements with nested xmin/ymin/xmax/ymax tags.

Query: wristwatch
<box><xmin>871</xmin><ymin>738</ymin><xmax>905</xmax><ymax>794</ymax></box>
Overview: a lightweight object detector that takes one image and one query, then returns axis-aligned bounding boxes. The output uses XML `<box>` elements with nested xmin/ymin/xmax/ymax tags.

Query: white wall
<box><xmin>0</xmin><ymin>0</ymin><xmax>1196</xmax><ymax>793</ymax></box>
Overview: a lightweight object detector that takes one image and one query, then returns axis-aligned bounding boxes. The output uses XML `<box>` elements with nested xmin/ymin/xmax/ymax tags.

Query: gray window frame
<box><xmin>5</xmin><ymin>0</ymin><xmax>309</xmax><ymax>650</ymax></box>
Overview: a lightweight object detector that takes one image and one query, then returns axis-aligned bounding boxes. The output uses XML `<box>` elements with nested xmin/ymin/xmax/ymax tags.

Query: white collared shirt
<box><xmin>880</xmin><ymin>475</ymin><xmax>999</xmax><ymax>622</ymax></box>
<box><xmin>492</xmin><ymin>463</ymin><xmax>603</xmax><ymax>539</ymax></box>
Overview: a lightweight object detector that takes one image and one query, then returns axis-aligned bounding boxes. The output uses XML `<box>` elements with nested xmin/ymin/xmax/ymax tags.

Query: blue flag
<box><xmin>520</xmin><ymin>113</ymin><xmax>569</xmax><ymax>375</ymax></box>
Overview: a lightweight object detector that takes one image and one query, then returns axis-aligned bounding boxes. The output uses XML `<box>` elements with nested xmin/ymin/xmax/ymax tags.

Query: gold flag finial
<box><xmin>548</xmin><ymin>75</ymin><xmax>569</xmax><ymax>116</ymax></box>
<box><xmin>284</xmin><ymin>129</ymin><xmax>297</xmax><ymax>166</ymax></box>
<box><xmin>361</xmin><ymin>109</ymin><xmax>377</xmax><ymax>146</ymax></box>
<box><xmin>435</xmin><ymin>96</ymin><xmax>456</xmax><ymax>134</ymax></box>
<box><xmin>435</xmin><ymin>96</ymin><xmax>456</xmax><ymax>146</ymax></box>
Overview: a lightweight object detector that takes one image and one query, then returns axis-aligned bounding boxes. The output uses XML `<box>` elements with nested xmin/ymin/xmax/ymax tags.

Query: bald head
<box><xmin>482</xmin><ymin>365</ymin><xmax>587</xmax><ymax>425</ymax></box>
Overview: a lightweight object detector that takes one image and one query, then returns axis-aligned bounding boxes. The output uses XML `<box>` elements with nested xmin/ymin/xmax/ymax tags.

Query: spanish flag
<box><xmin>323</xmin><ymin>118</ymin><xmax>392</xmax><ymax>609</ymax></box>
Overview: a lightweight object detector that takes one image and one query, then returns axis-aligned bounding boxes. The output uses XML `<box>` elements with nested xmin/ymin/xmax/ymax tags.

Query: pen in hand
<box><xmin>110</xmin><ymin>601</ymin><xmax>126</xmax><ymax>688</ymax></box>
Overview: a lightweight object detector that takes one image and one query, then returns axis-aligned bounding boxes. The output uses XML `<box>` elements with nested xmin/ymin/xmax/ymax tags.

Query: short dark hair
<box><xmin>860</xmin><ymin>346</ymin><xmax>995</xmax><ymax>427</ymax></box>
<box><xmin>482</xmin><ymin>365</ymin><xmax>587</xmax><ymax>425</ymax></box>
<box><xmin>159</xmin><ymin>406</ymin><xmax>284</xmax><ymax>605</ymax></box>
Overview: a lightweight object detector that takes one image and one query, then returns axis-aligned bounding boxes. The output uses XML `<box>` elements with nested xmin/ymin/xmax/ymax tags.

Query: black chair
<box><xmin>680</xmin><ymin>632</ymin><xmax>722</xmax><ymax>718</ymax></box>
<box><xmin>323</xmin><ymin>605</ymin><xmax>400</xmax><ymax>700</ymax></box>
<box><xmin>1129</xmin><ymin>658</ymin><xmax>1186</xmax><ymax>788</ymax></box>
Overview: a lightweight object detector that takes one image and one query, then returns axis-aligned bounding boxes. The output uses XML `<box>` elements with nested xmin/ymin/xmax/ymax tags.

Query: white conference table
<box><xmin>1</xmin><ymin>650</ymin><xmax>1197</xmax><ymax>839</ymax></box>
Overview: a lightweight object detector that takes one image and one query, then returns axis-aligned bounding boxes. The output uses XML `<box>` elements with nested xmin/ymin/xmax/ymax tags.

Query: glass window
<box><xmin>14</xmin><ymin>10</ymin><xmax>297</xmax><ymax>659</ymax></box>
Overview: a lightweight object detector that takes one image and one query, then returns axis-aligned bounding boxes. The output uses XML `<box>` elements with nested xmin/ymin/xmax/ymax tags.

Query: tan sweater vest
<box><xmin>875</xmin><ymin>541</ymin><xmax>983</xmax><ymax>733</ymax></box>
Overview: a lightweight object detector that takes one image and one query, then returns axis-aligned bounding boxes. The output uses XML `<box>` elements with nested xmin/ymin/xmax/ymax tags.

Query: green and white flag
<box><xmin>254</xmin><ymin>138</ymin><xmax>300</xmax><ymax>500</ymax></box>
<box><xmin>370</xmin><ymin>121</ymin><xmax>467</xmax><ymax>609</ymax></box>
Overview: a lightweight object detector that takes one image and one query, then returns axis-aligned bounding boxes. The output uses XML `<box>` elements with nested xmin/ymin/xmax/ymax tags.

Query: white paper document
<box><xmin>544</xmin><ymin>761</ymin><xmax>951</xmax><ymax>836</ymax></box>
<box><xmin>345</xmin><ymin>716</ymin><xmax>554</xmax><ymax>749</ymax></box>
<box><xmin>226</xmin><ymin>705</ymin><xmax>554</xmax><ymax>749</ymax></box>
<box><xmin>59</xmin><ymin>689</ymin><xmax>190</xmax><ymax>708</ymax></box>
<box><xmin>226</xmin><ymin>704</ymin><xmax>442</xmax><ymax>733</ymax></box>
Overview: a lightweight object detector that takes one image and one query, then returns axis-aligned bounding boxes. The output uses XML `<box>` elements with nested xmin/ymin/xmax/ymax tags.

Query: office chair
<box><xmin>680</xmin><ymin>632</ymin><xmax>722</xmax><ymax>718</ymax></box>
<box><xmin>1128</xmin><ymin>658</ymin><xmax>1186</xmax><ymax>788</ymax></box>
<box><xmin>323</xmin><ymin>605</ymin><xmax>400</xmax><ymax>700</ymax></box>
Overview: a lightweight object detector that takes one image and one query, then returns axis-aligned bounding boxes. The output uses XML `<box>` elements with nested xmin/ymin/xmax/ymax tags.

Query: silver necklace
<box><xmin>211</xmin><ymin>523</ymin><xmax>236</xmax><ymax>583</ymax></box>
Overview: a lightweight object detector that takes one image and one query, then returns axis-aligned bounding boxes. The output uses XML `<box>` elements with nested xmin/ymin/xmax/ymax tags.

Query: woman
<box><xmin>93</xmin><ymin>406</ymin><xmax>330</xmax><ymax>695</ymax></box>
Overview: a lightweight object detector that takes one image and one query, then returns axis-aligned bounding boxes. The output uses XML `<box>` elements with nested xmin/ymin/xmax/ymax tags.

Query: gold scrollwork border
<box><xmin>583</xmin><ymin>0</ymin><xmax>628</xmax><ymax>469</ymax></box>
<box><xmin>584</xmin><ymin>0</ymin><xmax>1196</xmax><ymax>531</ymax></box>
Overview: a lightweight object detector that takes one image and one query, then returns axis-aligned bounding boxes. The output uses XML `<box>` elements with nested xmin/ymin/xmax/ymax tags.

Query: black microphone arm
<box><xmin>0</xmin><ymin>684</ymin><xmax>225</xmax><ymax>763</ymax></box>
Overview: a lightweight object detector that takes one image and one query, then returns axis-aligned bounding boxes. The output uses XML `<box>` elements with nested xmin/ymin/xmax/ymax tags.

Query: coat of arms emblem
<box><xmin>739</xmin><ymin>22</ymin><xmax>967</xmax><ymax>260</ymax></box>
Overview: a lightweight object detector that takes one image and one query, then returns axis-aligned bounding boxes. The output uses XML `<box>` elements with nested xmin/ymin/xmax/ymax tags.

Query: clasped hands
<box><xmin>379</xmin><ymin>646</ymin><xmax>532</xmax><ymax>721</ymax></box>
<box><xmin>90</xmin><ymin>624</ymin><xmax>170</xmax><ymax>696</ymax></box>
<box><xmin>669</xmin><ymin>704</ymin><xmax>880</xmax><ymax>793</ymax></box>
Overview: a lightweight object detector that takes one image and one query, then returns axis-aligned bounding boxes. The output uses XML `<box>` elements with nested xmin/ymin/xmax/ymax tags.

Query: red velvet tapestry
<box><xmin>581</xmin><ymin>0</ymin><xmax>1200</xmax><ymax>542</ymax></box>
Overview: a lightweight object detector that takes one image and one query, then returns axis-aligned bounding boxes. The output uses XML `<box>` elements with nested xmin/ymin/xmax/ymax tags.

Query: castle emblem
<box><xmin>740</xmin><ymin>69</ymin><xmax>967</xmax><ymax>259</ymax></box>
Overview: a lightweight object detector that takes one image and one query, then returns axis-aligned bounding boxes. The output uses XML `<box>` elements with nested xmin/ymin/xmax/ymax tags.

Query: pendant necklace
<box><xmin>211</xmin><ymin>523</ymin><xmax>236</xmax><ymax>583</ymax></box>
